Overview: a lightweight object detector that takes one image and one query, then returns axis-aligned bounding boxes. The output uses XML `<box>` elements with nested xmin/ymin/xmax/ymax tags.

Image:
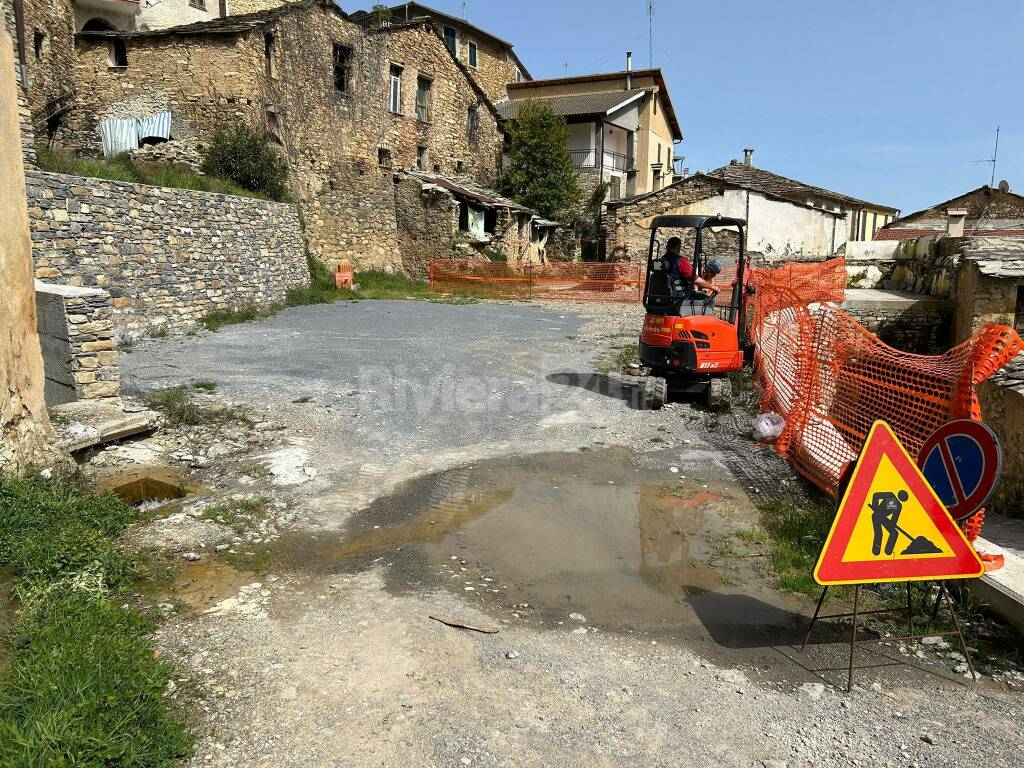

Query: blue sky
<box><xmin>383</xmin><ymin>0</ymin><xmax>1024</xmax><ymax>214</ymax></box>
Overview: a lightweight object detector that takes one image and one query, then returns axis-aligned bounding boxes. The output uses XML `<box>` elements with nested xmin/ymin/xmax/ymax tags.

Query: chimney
<box><xmin>743</xmin><ymin>148</ymin><xmax>754</xmax><ymax>167</ymax></box>
<box><xmin>946</xmin><ymin>209</ymin><xmax>968</xmax><ymax>237</ymax></box>
<box><xmin>625</xmin><ymin>51</ymin><xmax>632</xmax><ymax>90</ymax></box>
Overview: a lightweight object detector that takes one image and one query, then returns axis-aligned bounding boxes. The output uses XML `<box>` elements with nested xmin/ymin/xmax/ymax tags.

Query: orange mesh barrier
<box><xmin>429</xmin><ymin>260</ymin><xmax>643</xmax><ymax>302</ymax></box>
<box><xmin>750</xmin><ymin>258</ymin><xmax>1024</xmax><ymax>544</ymax></box>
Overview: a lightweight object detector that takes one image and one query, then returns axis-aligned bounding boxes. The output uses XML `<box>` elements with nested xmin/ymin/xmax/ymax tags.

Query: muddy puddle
<box><xmin>275</xmin><ymin>450</ymin><xmax>809</xmax><ymax>650</ymax></box>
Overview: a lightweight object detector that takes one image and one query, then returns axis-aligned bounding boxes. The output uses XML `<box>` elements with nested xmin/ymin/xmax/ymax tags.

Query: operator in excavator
<box><xmin>663</xmin><ymin>237</ymin><xmax>720</xmax><ymax>312</ymax></box>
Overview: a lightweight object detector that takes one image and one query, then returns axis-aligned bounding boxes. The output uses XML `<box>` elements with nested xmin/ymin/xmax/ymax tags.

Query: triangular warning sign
<box><xmin>814</xmin><ymin>421</ymin><xmax>984</xmax><ymax>585</ymax></box>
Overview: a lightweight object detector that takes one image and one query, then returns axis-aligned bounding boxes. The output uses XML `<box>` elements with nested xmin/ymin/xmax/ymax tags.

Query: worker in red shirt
<box><xmin>665</xmin><ymin>237</ymin><xmax>718</xmax><ymax>293</ymax></box>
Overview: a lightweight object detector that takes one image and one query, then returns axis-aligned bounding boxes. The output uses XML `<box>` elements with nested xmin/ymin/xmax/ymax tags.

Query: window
<box><xmin>266</xmin><ymin>109</ymin><xmax>282</xmax><ymax>145</ymax></box>
<box><xmin>466</xmin><ymin>104</ymin><xmax>479</xmax><ymax>142</ymax></box>
<box><xmin>333</xmin><ymin>43</ymin><xmax>351</xmax><ymax>93</ymax></box>
<box><xmin>388</xmin><ymin>64</ymin><xmax>402</xmax><ymax>113</ymax></box>
<box><xmin>416</xmin><ymin>145</ymin><xmax>429</xmax><ymax>170</ymax></box>
<box><xmin>468</xmin><ymin>40</ymin><xmax>478</xmax><ymax>68</ymax></box>
<box><xmin>514</xmin><ymin>67</ymin><xmax>523</xmax><ymax>82</ymax></box>
<box><xmin>610</xmin><ymin>176</ymin><xmax>621</xmax><ymax>201</ymax></box>
<box><xmin>653</xmin><ymin>96</ymin><xmax>657</xmax><ymax>115</ymax></box>
<box><xmin>108</xmin><ymin>40</ymin><xmax>128</xmax><ymax>69</ymax></box>
<box><xmin>264</xmin><ymin>33</ymin><xmax>275</xmax><ymax>78</ymax></box>
<box><xmin>442</xmin><ymin>25</ymin><xmax>457</xmax><ymax>55</ymax></box>
<box><xmin>378</xmin><ymin>147</ymin><xmax>392</xmax><ymax>168</ymax></box>
<box><xmin>456</xmin><ymin>160</ymin><xmax>465</xmax><ymax>174</ymax></box>
<box><xmin>33</xmin><ymin>29</ymin><xmax>44</xmax><ymax>61</ymax></box>
<box><xmin>416</xmin><ymin>76</ymin><xmax>431</xmax><ymax>122</ymax></box>
<box><xmin>189</xmin><ymin>0</ymin><xmax>207</xmax><ymax>9</ymax></box>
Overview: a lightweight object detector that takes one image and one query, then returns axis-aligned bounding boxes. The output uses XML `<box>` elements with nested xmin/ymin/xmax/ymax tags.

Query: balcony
<box><xmin>569</xmin><ymin>149</ymin><xmax>634</xmax><ymax>174</ymax></box>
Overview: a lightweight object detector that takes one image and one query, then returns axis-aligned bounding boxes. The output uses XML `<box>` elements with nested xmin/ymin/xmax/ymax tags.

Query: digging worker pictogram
<box><xmin>867</xmin><ymin>489</ymin><xmax>943</xmax><ymax>556</ymax></box>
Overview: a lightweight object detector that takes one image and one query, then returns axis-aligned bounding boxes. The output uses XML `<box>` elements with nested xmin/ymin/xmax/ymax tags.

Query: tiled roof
<box><xmin>496</xmin><ymin>89</ymin><xmax>649</xmax><ymax>121</ymax></box>
<box><xmin>706</xmin><ymin>163</ymin><xmax>898</xmax><ymax>213</ymax></box>
<box><xmin>881</xmin><ymin>185</ymin><xmax>1024</xmax><ymax>231</ymax></box>
<box><xmin>403</xmin><ymin>169</ymin><xmax>556</xmax><ymax>222</ymax></box>
<box><xmin>960</xmin><ymin>236</ymin><xmax>1024</xmax><ymax>278</ymax></box>
<box><xmin>876</xmin><ymin>227</ymin><xmax>1024</xmax><ymax>241</ymax></box>
<box><xmin>77</xmin><ymin>0</ymin><xmax>337</xmax><ymax>38</ymax></box>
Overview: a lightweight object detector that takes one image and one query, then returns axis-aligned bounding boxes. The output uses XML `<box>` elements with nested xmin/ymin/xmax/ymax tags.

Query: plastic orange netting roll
<box><xmin>749</xmin><ymin>257</ymin><xmax>1023</xmax><ymax>540</ymax></box>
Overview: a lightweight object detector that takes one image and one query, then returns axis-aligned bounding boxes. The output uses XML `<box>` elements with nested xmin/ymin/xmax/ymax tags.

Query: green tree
<box><xmin>498</xmin><ymin>101</ymin><xmax>582</xmax><ymax>222</ymax></box>
<box><xmin>202</xmin><ymin>123</ymin><xmax>291</xmax><ymax>202</ymax></box>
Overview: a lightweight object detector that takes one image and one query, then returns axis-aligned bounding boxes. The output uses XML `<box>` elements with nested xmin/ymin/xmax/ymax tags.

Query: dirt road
<box><xmin>114</xmin><ymin>300</ymin><xmax>1023</xmax><ymax>768</ymax></box>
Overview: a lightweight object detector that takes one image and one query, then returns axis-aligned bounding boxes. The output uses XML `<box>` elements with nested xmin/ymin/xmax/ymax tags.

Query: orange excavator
<box><xmin>639</xmin><ymin>215</ymin><xmax>754</xmax><ymax>409</ymax></box>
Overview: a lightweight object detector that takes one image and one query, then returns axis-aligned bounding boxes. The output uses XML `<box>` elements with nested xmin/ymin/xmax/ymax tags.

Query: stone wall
<box><xmin>26</xmin><ymin>170</ymin><xmax>308</xmax><ymax>337</ymax></box>
<box><xmin>35</xmin><ymin>281</ymin><xmax>119</xmax><ymax>403</ymax></box>
<box><xmin>978</xmin><ymin>370</ymin><xmax>1024</xmax><ymax>519</ymax></box>
<box><xmin>394</xmin><ymin>171</ymin><xmax>459</xmax><ymax>277</ymax></box>
<box><xmin>3</xmin><ymin>0</ymin><xmax>76</xmax><ymax>151</ymax></box>
<box><xmin>65</xmin><ymin>2</ymin><xmax>505</xmax><ymax>271</ymax></box>
<box><xmin>605</xmin><ymin>175</ymin><xmax>727</xmax><ymax>262</ymax></box>
<box><xmin>841</xmin><ymin>290</ymin><xmax>953</xmax><ymax>354</ymax></box>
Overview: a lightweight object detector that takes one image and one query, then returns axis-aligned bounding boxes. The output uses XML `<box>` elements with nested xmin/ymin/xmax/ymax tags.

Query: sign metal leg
<box><xmin>848</xmin><ymin>585</ymin><xmax>860</xmax><ymax>693</ymax></box>
<box><xmin>800</xmin><ymin>586</ymin><xmax>828</xmax><ymax>652</ymax></box>
<box><xmin>940</xmin><ymin>583</ymin><xmax>978</xmax><ymax>684</ymax></box>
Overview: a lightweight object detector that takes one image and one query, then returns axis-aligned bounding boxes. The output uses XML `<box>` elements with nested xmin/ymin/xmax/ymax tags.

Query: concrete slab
<box><xmin>841</xmin><ymin>288</ymin><xmax>952</xmax><ymax>312</ymax></box>
<box><xmin>973</xmin><ymin>514</ymin><xmax>1024</xmax><ymax>636</ymax></box>
<box><xmin>51</xmin><ymin>399</ymin><xmax>159</xmax><ymax>452</ymax></box>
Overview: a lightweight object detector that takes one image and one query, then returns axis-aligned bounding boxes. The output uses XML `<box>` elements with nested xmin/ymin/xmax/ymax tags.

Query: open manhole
<box><xmin>103</xmin><ymin>471</ymin><xmax>188</xmax><ymax>509</ymax></box>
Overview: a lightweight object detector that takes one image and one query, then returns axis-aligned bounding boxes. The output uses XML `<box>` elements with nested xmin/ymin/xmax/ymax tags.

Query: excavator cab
<box><xmin>639</xmin><ymin>215</ymin><xmax>753</xmax><ymax>409</ymax></box>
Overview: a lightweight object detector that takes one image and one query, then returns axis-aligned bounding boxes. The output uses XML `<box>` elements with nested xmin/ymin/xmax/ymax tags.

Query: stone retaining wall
<box><xmin>979</xmin><ymin>369</ymin><xmax>1024</xmax><ymax>519</ymax></box>
<box><xmin>26</xmin><ymin>170</ymin><xmax>308</xmax><ymax>337</ymax></box>
<box><xmin>841</xmin><ymin>290</ymin><xmax>953</xmax><ymax>354</ymax></box>
<box><xmin>35</xmin><ymin>281</ymin><xmax>120</xmax><ymax>403</ymax></box>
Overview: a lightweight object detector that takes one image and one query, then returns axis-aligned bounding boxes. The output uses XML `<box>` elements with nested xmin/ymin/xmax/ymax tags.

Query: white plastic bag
<box><xmin>752</xmin><ymin>411</ymin><xmax>785</xmax><ymax>442</ymax></box>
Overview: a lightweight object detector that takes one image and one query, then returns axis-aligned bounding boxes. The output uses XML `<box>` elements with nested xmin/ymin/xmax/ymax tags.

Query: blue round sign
<box><xmin>917</xmin><ymin>420</ymin><xmax>1002</xmax><ymax>522</ymax></box>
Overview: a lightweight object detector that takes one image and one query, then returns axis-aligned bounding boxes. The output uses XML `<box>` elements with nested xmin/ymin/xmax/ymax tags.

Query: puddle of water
<box><xmin>143</xmin><ymin>561</ymin><xmax>256</xmax><ymax>614</ymax></box>
<box><xmin>276</xmin><ymin>450</ymin><xmax>808</xmax><ymax>649</ymax></box>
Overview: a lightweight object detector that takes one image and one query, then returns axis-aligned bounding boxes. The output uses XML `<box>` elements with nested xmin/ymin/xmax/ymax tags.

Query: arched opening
<box><xmin>81</xmin><ymin>18</ymin><xmax>116</xmax><ymax>32</ymax></box>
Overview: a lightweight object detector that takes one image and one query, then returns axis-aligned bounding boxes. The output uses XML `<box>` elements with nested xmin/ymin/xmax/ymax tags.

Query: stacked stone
<box><xmin>130</xmin><ymin>139</ymin><xmax>207</xmax><ymax>174</ymax></box>
<box><xmin>26</xmin><ymin>170</ymin><xmax>308</xmax><ymax>338</ymax></box>
<box><xmin>66</xmin><ymin>290</ymin><xmax>120</xmax><ymax>399</ymax></box>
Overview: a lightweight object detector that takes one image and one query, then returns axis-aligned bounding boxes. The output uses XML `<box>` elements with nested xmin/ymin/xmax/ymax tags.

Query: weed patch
<box><xmin>141</xmin><ymin>386</ymin><xmax>249</xmax><ymax>428</ymax></box>
<box><xmin>192</xmin><ymin>379</ymin><xmax>218</xmax><ymax>392</ymax></box>
<box><xmin>0</xmin><ymin>476</ymin><xmax>192</xmax><ymax>765</ymax></box>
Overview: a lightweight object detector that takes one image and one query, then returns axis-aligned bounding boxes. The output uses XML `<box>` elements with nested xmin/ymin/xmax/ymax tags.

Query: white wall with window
<box><xmin>389</xmin><ymin>64</ymin><xmax>403</xmax><ymax>114</ymax></box>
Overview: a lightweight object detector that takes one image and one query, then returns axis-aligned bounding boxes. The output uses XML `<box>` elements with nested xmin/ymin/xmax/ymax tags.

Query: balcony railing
<box><xmin>569</xmin><ymin>149</ymin><xmax>635</xmax><ymax>174</ymax></box>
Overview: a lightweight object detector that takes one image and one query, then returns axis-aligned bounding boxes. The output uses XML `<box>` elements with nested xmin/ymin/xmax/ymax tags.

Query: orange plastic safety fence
<box><xmin>429</xmin><ymin>260</ymin><xmax>643</xmax><ymax>303</ymax></box>
<box><xmin>749</xmin><ymin>258</ymin><xmax>1024</xmax><ymax>543</ymax></box>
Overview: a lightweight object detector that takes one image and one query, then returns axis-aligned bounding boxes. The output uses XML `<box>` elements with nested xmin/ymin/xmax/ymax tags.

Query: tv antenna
<box><xmin>973</xmin><ymin>126</ymin><xmax>1000</xmax><ymax>187</ymax></box>
<box><xmin>461</xmin><ymin>1</ymin><xmax>467</xmax><ymax>19</ymax></box>
<box><xmin>648</xmin><ymin>0</ymin><xmax>654</xmax><ymax>67</ymax></box>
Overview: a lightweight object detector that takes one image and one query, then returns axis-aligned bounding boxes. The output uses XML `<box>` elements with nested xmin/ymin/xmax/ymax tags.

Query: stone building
<box><xmin>877</xmin><ymin>183</ymin><xmax>1024</xmax><ymax>241</ymax></box>
<box><xmin>353</xmin><ymin>2</ymin><xmax>530</xmax><ymax>103</ymax></box>
<box><xmin>65</xmin><ymin>0</ymin><xmax>505</xmax><ymax>270</ymax></box>
<box><xmin>72</xmin><ymin>0</ymin><xmax>298</xmax><ymax>33</ymax></box>
<box><xmin>499</xmin><ymin>61</ymin><xmax>682</xmax><ymax>202</ymax></box>
<box><xmin>4</xmin><ymin>0</ymin><xmax>77</xmax><ymax>151</ymax></box>
<box><xmin>604</xmin><ymin>153</ymin><xmax>898</xmax><ymax>263</ymax></box>
<box><xmin>395</xmin><ymin>168</ymin><xmax>560</xmax><ymax>276</ymax></box>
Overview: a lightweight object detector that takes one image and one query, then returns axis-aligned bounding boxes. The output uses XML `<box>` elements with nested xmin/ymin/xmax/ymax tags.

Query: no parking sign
<box><xmin>917</xmin><ymin>420</ymin><xmax>1002</xmax><ymax>522</ymax></box>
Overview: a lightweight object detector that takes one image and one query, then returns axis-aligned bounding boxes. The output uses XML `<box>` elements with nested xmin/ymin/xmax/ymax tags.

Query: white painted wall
<box><xmin>675</xmin><ymin>188</ymin><xmax>847</xmax><ymax>260</ymax></box>
<box><xmin>137</xmin><ymin>0</ymin><xmax>216</xmax><ymax>31</ymax></box>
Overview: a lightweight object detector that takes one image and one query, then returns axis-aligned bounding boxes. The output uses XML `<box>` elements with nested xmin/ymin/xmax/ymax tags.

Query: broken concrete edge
<box><xmin>51</xmin><ymin>399</ymin><xmax>160</xmax><ymax>452</ymax></box>
<box><xmin>971</xmin><ymin>535</ymin><xmax>1024</xmax><ymax>638</ymax></box>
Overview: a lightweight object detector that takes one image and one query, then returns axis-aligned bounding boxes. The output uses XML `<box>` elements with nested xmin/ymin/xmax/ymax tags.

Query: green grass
<box><xmin>755</xmin><ymin>495</ymin><xmax>836</xmax><ymax>596</ymax></box>
<box><xmin>37</xmin><ymin>149</ymin><xmax>263</xmax><ymax>199</ymax></box>
<box><xmin>201</xmin><ymin>496</ymin><xmax>272</xmax><ymax>531</ymax></box>
<box><xmin>200</xmin><ymin>259</ymin><xmax>477</xmax><ymax>331</ymax></box>
<box><xmin>0</xmin><ymin>475</ymin><xmax>192</xmax><ymax>766</ymax></box>
<box><xmin>192</xmin><ymin>379</ymin><xmax>218</xmax><ymax>392</ymax></box>
<box><xmin>292</xmin><ymin>395</ymin><xmax>313</xmax><ymax>404</ymax></box>
<box><xmin>141</xmin><ymin>386</ymin><xmax>249</xmax><ymax>428</ymax></box>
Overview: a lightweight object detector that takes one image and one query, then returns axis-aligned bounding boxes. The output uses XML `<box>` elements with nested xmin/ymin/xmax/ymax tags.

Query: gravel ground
<box><xmin>114</xmin><ymin>299</ymin><xmax>1024</xmax><ymax>768</ymax></box>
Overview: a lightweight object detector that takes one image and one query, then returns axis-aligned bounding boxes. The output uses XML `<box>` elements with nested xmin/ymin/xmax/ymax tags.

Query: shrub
<box><xmin>202</xmin><ymin>124</ymin><xmax>291</xmax><ymax>202</ymax></box>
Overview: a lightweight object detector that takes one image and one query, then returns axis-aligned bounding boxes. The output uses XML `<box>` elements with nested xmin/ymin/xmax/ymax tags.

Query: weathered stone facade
<box><xmin>35</xmin><ymin>281</ymin><xmax>120</xmax><ymax>403</ymax></box>
<box><xmin>64</xmin><ymin>0</ymin><xmax>505</xmax><ymax>271</ymax></box>
<box><xmin>979</xmin><ymin>364</ymin><xmax>1024</xmax><ymax>518</ymax></box>
<box><xmin>2</xmin><ymin>0</ymin><xmax>76</xmax><ymax>151</ymax></box>
<box><xmin>840</xmin><ymin>291</ymin><xmax>953</xmax><ymax>354</ymax></box>
<box><xmin>359</xmin><ymin>3</ymin><xmax>530</xmax><ymax>103</ymax></box>
<box><xmin>26</xmin><ymin>169</ymin><xmax>308</xmax><ymax>337</ymax></box>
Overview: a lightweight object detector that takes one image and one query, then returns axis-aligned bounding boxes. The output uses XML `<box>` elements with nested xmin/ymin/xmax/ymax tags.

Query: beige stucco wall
<box><xmin>0</xmin><ymin>29</ymin><xmax>58</xmax><ymax>473</ymax></box>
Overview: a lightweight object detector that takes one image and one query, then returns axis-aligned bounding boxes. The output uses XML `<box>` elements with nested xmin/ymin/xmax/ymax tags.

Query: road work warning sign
<box><xmin>814</xmin><ymin>421</ymin><xmax>984</xmax><ymax>586</ymax></box>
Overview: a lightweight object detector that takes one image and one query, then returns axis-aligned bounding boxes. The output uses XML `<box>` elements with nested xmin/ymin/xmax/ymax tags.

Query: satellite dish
<box><xmin>998</xmin><ymin>180</ymin><xmax>1010</xmax><ymax>193</ymax></box>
